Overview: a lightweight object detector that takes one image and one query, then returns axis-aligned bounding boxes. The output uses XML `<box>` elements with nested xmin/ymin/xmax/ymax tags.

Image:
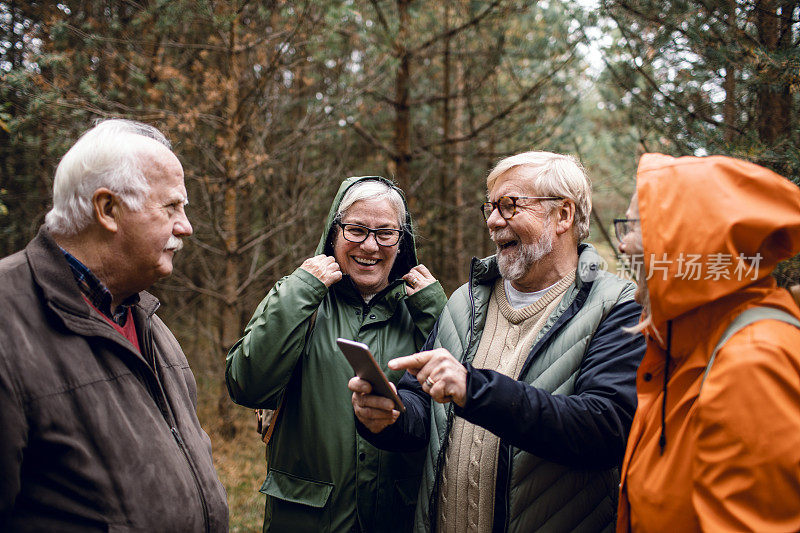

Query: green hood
<box><xmin>315</xmin><ymin>175</ymin><xmax>419</xmax><ymax>283</ymax></box>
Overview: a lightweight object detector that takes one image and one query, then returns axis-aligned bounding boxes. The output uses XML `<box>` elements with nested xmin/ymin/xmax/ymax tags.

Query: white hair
<box><xmin>44</xmin><ymin>119</ymin><xmax>172</xmax><ymax>236</ymax></box>
<box><xmin>486</xmin><ymin>151</ymin><xmax>592</xmax><ymax>242</ymax></box>
<box><xmin>336</xmin><ymin>179</ymin><xmax>406</xmax><ymax>229</ymax></box>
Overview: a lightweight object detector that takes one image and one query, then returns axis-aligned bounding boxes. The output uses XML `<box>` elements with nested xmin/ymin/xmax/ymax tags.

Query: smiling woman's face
<box><xmin>333</xmin><ymin>198</ymin><xmax>401</xmax><ymax>296</ymax></box>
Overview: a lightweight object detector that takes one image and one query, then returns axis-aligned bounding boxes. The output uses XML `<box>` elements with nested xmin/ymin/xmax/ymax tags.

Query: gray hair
<box><xmin>44</xmin><ymin>119</ymin><xmax>172</xmax><ymax>236</ymax></box>
<box><xmin>335</xmin><ymin>179</ymin><xmax>406</xmax><ymax>230</ymax></box>
<box><xmin>486</xmin><ymin>151</ymin><xmax>592</xmax><ymax>242</ymax></box>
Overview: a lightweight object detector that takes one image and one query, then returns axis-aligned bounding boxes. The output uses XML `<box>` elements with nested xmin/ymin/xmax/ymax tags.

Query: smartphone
<box><xmin>336</xmin><ymin>338</ymin><xmax>406</xmax><ymax>413</ymax></box>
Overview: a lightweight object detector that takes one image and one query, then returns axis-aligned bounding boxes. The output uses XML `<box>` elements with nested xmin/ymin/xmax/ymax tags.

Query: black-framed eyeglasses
<box><xmin>613</xmin><ymin>218</ymin><xmax>640</xmax><ymax>242</ymax></box>
<box><xmin>337</xmin><ymin>222</ymin><xmax>402</xmax><ymax>247</ymax></box>
<box><xmin>481</xmin><ymin>196</ymin><xmax>564</xmax><ymax>221</ymax></box>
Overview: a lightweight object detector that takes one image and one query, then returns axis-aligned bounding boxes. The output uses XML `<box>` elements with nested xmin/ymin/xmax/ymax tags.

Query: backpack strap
<box><xmin>700</xmin><ymin>307</ymin><xmax>800</xmax><ymax>393</ymax></box>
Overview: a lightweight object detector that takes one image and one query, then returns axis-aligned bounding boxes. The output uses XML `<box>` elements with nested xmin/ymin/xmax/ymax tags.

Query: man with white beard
<box><xmin>350</xmin><ymin>151</ymin><xmax>646</xmax><ymax>532</ymax></box>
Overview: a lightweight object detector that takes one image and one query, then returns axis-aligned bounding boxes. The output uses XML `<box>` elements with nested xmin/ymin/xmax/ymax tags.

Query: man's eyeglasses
<box><xmin>337</xmin><ymin>222</ymin><xmax>402</xmax><ymax>247</ymax></box>
<box><xmin>613</xmin><ymin>218</ymin><xmax>640</xmax><ymax>242</ymax></box>
<box><xmin>481</xmin><ymin>196</ymin><xmax>564</xmax><ymax>221</ymax></box>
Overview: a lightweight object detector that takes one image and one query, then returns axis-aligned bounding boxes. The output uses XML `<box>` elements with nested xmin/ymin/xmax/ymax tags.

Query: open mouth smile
<box><xmin>353</xmin><ymin>257</ymin><xmax>379</xmax><ymax>266</ymax></box>
<box><xmin>497</xmin><ymin>240</ymin><xmax>518</xmax><ymax>251</ymax></box>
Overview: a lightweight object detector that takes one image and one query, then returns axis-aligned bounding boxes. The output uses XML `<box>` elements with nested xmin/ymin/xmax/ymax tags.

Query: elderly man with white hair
<box><xmin>350</xmin><ymin>151</ymin><xmax>646</xmax><ymax>532</ymax></box>
<box><xmin>0</xmin><ymin>119</ymin><xmax>228</xmax><ymax>531</ymax></box>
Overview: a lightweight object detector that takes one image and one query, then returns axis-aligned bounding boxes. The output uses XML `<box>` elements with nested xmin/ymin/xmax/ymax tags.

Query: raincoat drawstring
<box><xmin>659</xmin><ymin>320</ymin><xmax>673</xmax><ymax>455</ymax></box>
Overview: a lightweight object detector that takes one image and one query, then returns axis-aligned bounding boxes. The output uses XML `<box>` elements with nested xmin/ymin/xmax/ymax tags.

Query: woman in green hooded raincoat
<box><xmin>226</xmin><ymin>176</ymin><xmax>447</xmax><ymax>532</ymax></box>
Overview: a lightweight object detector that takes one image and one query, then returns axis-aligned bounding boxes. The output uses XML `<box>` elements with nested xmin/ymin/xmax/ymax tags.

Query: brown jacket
<box><xmin>618</xmin><ymin>154</ymin><xmax>800</xmax><ymax>532</ymax></box>
<box><xmin>0</xmin><ymin>228</ymin><xmax>228</xmax><ymax>532</ymax></box>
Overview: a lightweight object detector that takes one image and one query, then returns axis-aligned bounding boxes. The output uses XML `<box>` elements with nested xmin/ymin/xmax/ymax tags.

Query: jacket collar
<box><xmin>26</xmin><ymin>227</ymin><xmax>160</xmax><ymax>330</ymax></box>
<box><xmin>330</xmin><ymin>274</ymin><xmax>406</xmax><ymax>315</ymax></box>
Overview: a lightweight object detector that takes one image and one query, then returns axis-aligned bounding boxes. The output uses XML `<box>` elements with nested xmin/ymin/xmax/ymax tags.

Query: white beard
<box><xmin>492</xmin><ymin>227</ymin><xmax>554</xmax><ymax>282</ymax></box>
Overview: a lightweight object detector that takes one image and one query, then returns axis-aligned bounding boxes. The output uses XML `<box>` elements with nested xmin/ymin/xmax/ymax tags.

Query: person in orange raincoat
<box><xmin>615</xmin><ymin>153</ymin><xmax>800</xmax><ymax>532</ymax></box>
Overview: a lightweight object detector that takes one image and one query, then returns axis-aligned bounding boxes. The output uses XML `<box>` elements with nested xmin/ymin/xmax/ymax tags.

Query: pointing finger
<box><xmin>388</xmin><ymin>351</ymin><xmax>433</xmax><ymax>373</ymax></box>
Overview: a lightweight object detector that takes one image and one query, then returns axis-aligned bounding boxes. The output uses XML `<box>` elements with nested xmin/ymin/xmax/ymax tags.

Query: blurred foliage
<box><xmin>597</xmin><ymin>0</ymin><xmax>800</xmax><ymax>283</ymax></box>
<box><xmin>598</xmin><ymin>0</ymin><xmax>800</xmax><ymax>182</ymax></box>
<box><xmin>775</xmin><ymin>253</ymin><xmax>800</xmax><ymax>287</ymax></box>
<box><xmin>0</xmin><ymin>0</ymin><xmax>603</xmax><ymax>332</ymax></box>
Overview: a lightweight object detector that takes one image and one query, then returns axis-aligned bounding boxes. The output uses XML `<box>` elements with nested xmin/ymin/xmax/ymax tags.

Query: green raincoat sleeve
<box><xmin>225</xmin><ymin>266</ymin><xmax>328</xmax><ymax>409</ymax></box>
<box><xmin>404</xmin><ymin>279</ymin><xmax>448</xmax><ymax>347</ymax></box>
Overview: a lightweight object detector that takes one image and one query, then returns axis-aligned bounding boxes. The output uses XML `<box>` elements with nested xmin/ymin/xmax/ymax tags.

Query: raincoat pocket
<box><xmin>260</xmin><ymin>468</ymin><xmax>334</xmax><ymax>531</ymax></box>
<box><xmin>389</xmin><ymin>477</ymin><xmax>419</xmax><ymax>532</ymax></box>
<box><xmin>395</xmin><ymin>477</ymin><xmax>419</xmax><ymax>508</ymax></box>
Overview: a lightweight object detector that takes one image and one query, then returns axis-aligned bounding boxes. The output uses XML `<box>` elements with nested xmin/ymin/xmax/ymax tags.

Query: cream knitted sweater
<box><xmin>437</xmin><ymin>271</ymin><xmax>576</xmax><ymax>533</ymax></box>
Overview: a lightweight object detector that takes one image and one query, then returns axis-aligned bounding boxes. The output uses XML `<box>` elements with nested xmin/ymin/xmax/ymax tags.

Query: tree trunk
<box><xmin>723</xmin><ymin>0</ymin><xmax>737</xmax><ymax>143</ymax></box>
<box><xmin>438</xmin><ymin>2</ymin><xmax>452</xmax><ymax>282</ymax></box>
<box><xmin>452</xmin><ymin>58</ymin><xmax>466</xmax><ymax>283</ymax></box>
<box><xmin>218</xmin><ymin>11</ymin><xmax>244</xmax><ymax>441</ymax></box>
<box><xmin>482</xmin><ymin>133</ymin><xmax>496</xmax><ymax>259</ymax></box>
<box><xmin>393</xmin><ymin>0</ymin><xmax>412</xmax><ymax>192</ymax></box>
<box><xmin>754</xmin><ymin>0</ymin><xmax>786</xmax><ymax>145</ymax></box>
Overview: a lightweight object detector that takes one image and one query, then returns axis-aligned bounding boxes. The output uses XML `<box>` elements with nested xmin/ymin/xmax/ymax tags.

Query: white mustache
<box><xmin>489</xmin><ymin>228</ymin><xmax>517</xmax><ymax>244</ymax></box>
<box><xmin>165</xmin><ymin>236</ymin><xmax>184</xmax><ymax>252</ymax></box>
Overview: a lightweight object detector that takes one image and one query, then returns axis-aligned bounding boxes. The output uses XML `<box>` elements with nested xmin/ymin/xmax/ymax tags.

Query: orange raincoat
<box><xmin>617</xmin><ymin>154</ymin><xmax>800</xmax><ymax>532</ymax></box>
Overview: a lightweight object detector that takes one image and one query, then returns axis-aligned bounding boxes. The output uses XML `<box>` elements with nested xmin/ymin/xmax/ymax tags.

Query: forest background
<box><xmin>2</xmin><ymin>0</ymin><xmax>799</xmax><ymax>530</ymax></box>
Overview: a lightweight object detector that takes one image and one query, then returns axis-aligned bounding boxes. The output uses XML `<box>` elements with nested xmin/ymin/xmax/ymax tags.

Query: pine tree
<box><xmin>599</xmin><ymin>0</ymin><xmax>800</xmax><ymax>180</ymax></box>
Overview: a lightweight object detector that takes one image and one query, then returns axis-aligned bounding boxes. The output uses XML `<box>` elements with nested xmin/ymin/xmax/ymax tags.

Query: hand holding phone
<box><xmin>337</xmin><ymin>338</ymin><xmax>405</xmax><ymax>413</ymax></box>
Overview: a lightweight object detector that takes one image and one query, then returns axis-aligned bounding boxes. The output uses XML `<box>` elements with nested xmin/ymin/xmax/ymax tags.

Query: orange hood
<box><xmin>637</xmin><ymin>153</ymin><xmax>800</xmax><ymax>328</ymax></box>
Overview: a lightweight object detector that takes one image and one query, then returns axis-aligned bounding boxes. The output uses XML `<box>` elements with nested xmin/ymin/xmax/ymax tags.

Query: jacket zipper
<box><xmin>144</xmin><ymin>317</ymin><xmax>211</xmax><ymax>533</ymax></box>
<box><xmin>427</xmin><ymin>407</ymin><xmax>455</xmax><ymax>530</ymax></box>
<box><xmin>52</xmin><ymin>302</ymin><xmax>214</xmax><ymax>532</ymax></box>
<box><xmin>470</xmin><ymin>261</ymin><xmax>512</xmax><ymax>532</ymax></box>
<box><xmin>426</xmin><ymin>264</ymin><xmax>479</xmax><ymax>528</ymax></box>
<box><xmin>466</xmin><ymin>261</ymin><xmax>477</xmax><ymax>358</ymax></box>
<box><xmin>171</xmin><ymin>427</ymin><xmax>211</xmax><ymax>533</ymax></box>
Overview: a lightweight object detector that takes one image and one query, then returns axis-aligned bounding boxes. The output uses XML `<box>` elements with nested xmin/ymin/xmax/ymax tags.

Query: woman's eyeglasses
<box><xmin>337</xmin><ymin>222</ymin><xmax>402</xmax><ymax>247</ymax></box>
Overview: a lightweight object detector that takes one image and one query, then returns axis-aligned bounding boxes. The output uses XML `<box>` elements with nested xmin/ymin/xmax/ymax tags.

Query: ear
<box><xmin>554</xmin><ymin>199</ymin><xmax>576</xmax><ymax>236</ymax></box>
<box><xmin>92</xmin><ymin>188</ymin><xmax>120</xmax><ymax>233</ymax></box>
